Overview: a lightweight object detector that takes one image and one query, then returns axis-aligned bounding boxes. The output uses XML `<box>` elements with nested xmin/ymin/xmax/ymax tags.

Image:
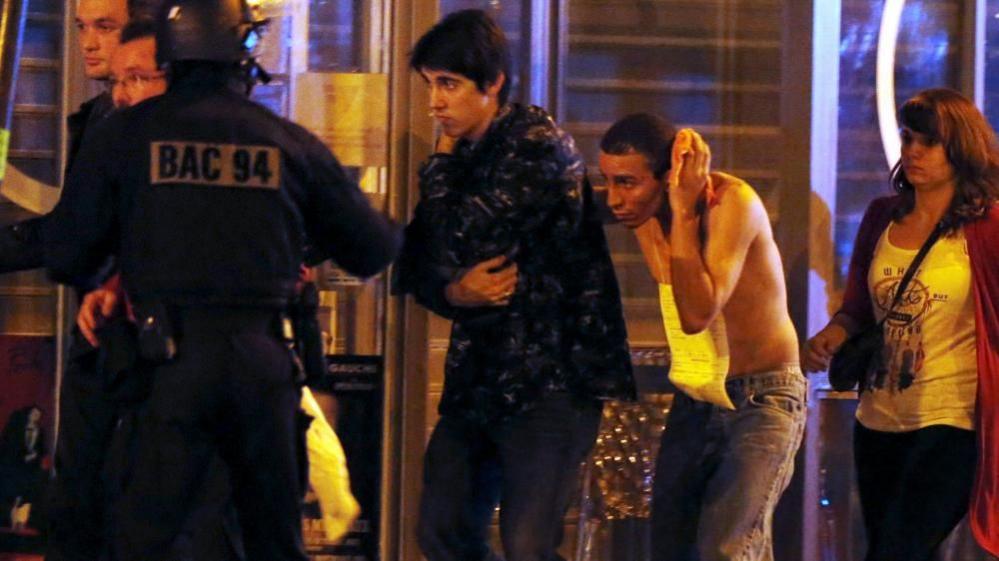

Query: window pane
<box><xmin>984</xmin><ymin>0</ymin><xmax>999</xmax><ymax>129</ymax></box>
<box><xmin>563</xmin><ymin>0</ymin><xmax>784</xmax><ymax>370</ymax></box>
<box><xmin>834</xmin><ymin>0</ymin><xmax>964</xmax><ymax>287</ymax></box>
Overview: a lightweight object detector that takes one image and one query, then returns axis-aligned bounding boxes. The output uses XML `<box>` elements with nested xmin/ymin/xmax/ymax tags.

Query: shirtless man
<box><xmin>598</xmin><ymin>113</ymin><xmax>805</xmax><ymax>561</ymax></box>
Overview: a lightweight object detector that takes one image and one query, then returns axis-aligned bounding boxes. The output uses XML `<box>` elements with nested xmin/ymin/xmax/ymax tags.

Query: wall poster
<box><xmin>303</xmin><ymin>355</ymin><xmax>383</xmax><ymax>561</ymax></box>
<box><xmin>0</xmin><ymin>336</ymin><xmax>55</xmax><ymax>560</ymax></box>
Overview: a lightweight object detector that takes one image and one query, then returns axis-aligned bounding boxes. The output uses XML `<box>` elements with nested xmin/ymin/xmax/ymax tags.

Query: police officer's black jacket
<box><xmin>396</xmin><ymin>104</ymin><xmax>635</xmax><ymax>424</ymax></box>
<box><xmin>44</xmin><ymin>67</ymin><xmax>401</xmax><ymax>306</ymax></box>
<box><xmin>0</xmin><ymin>92</ymin><xmax>114</xmax><ymax>277</ymax></box>
<box><xmin>66</xmin><ymin>92</ymin><xmax>115</xmax><ymax>176</ymax></box>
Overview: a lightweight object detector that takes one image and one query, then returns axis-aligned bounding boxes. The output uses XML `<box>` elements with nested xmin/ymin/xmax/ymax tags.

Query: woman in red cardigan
<box><xmin>803</xmin><ymin>88</ymin><xmax>999</xmax><ymax>561</ymax></box>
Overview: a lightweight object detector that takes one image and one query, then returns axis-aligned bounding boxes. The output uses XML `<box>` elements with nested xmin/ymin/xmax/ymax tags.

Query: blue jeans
<box><xmin>651</xmin><ymin>368</ymin><xmax>807</xmax><ymax>561</ymax></box>
<box><xmin>417</xmin><ymin>392</ymin><xmax>602</xmax><ymax>561</ymax></box>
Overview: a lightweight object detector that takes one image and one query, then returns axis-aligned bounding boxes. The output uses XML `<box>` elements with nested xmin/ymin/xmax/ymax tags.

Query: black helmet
<box><xmin>155</xmin><ymin>0</ymin><xmax>267</xmax><ymax>66</ymax></box>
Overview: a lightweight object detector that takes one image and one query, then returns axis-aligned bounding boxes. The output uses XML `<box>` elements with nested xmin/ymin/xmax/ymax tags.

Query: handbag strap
<box><xmin>877</xmin><ymin>220</ymin><xmax>946</xmax><ymax>326</ymax></box>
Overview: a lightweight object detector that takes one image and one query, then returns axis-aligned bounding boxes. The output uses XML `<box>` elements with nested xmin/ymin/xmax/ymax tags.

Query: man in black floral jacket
<box><xmin>396</xmin><ymin>9</ymin><xmax>635</xmax><ymax>561</ymax></box>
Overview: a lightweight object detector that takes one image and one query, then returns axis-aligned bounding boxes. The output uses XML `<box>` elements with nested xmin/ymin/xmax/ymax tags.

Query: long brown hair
<box><xmin>890</xmin><ymin>88</ymin><xmax>999</xmax><ymax>232</ymax></box>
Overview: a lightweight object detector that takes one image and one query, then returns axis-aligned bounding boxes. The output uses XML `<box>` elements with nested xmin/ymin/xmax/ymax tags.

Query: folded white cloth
<box><xmin>301</xmin><ymin>387</ymin><xmax>361</xmax><ymax>542</ymax></box>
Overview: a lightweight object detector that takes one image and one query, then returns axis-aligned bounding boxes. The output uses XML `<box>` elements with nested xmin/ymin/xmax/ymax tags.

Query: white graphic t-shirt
<box><xmin>857</xmin><ymin>224</ymin><xmax>977</xmax><ymax>432</ymax></box>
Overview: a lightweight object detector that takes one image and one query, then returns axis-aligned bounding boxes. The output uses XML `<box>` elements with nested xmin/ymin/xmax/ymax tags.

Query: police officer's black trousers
<box><xmin>109</xmin><ymin>308</ymin><xmax>308</xmax><ymax>561</ymax></box>
<box><xmin>46</xmin><ymin>332</ymin><xmax>117</xmax><ymax>561</ymax></box>
<box><xmin>45</xmin><ymin>329</ymin><xmax>245</xmax><ymax>561</ymax></box>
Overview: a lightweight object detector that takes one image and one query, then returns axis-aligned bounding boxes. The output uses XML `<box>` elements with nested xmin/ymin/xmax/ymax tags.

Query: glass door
<box><xmin>557</xmin><ymin>2</ymin><xmax>814</xmax><ymax>560</ymax></box>
<box><xmin>250</xmin><ymin>2</ymin><xmax>393</xmax><ymax>559</ymax></box>
<box><xmin>0</xmin><ymin>1</ymin><xmax>64</xmax><ymax>553</ymax></box>
<box><xmin>807</xmin><ymin>2</ymin><xmax>971</xmax><ymax>560</ymax></box>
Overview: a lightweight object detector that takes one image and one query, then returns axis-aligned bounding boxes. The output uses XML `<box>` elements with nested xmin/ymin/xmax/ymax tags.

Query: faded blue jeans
<box><xmin>651</xmin><ymin>367</ymin><xmax>807</xmax><ymax>561</ymax></box>
<box><xmin>417</xmin><ymin>392</ymin><xmax>602</xmax><ymax>561</ymax></box>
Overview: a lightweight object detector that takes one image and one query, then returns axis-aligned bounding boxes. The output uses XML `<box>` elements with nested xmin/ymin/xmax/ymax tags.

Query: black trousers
<box><xmin>109</xmin><ymin>308</ymin><xmax>308</xmax><ymax>561</ymax></box>
<box><xmin>46</xmin><ymin>331</ymin><xmax>117</xmax><ymax>561</ymax></box>
<box><xmin>854</xmin><ymin>422</ymin><xmax>977</xmax><ymax>561</ymax></box>
<box><xmin>417</xmin><ymin>393</ymin><xmax>602</xmax><ymax>561</ymax></box>
<box><xmin>46</xmin><ymin>329</ymin><xmax>244</xmax><ymax>561</ymax></box>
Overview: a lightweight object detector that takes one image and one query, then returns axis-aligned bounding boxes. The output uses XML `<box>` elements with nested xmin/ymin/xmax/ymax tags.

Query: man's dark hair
<box><xmin>600</xmin><ymin>113</ymin><xmax>677</xmax><ymax>180</ymax></box>
<box><xmin>120</xmin><ymin>17</ymin><xmax>156</xmax><ymax>44</ymax></box>
<box><xmin>409</xmin><ymin>9</ymin><xmax>511</xmax><ymax>105</ymax></box>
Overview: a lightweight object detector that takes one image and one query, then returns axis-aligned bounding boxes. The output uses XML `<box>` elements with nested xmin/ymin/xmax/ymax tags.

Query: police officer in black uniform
<box><xmin>43</xmin><ymin>1</ymin><xmax>402</xmax><ymax>559</ymax></box>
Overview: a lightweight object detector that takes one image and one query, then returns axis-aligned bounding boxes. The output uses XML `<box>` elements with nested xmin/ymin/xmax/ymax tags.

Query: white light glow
<box><xmin>876</xmin><ymin>0</ymin><xmax>906</xmax><ymax>169</ymax></box>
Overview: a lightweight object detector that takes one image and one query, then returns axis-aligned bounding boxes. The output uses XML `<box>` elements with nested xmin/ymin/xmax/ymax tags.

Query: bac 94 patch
<box><xmin>150</xmin><ymin>141</ymin><xmax>281</xmax><ymax>189</ymax></box>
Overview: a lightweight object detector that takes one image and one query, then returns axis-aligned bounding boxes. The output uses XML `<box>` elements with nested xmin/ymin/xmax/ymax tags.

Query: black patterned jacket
<box><xmin>396</xmin><ymin>104</ymin><xmax>635</xmax><ymax>424</ymax></box>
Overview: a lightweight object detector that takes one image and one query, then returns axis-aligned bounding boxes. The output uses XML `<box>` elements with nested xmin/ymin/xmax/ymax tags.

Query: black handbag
<box><xmin>828</xmin><ymin>222</ymin><xmax>945</xmax><ymax>391</ymax></box>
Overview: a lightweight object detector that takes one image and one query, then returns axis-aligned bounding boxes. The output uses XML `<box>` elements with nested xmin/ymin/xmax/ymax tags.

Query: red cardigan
<box><xmin>840</xmin><ymin>195</ymin><xmax>999</xmax><ymax>556</ymax></box>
